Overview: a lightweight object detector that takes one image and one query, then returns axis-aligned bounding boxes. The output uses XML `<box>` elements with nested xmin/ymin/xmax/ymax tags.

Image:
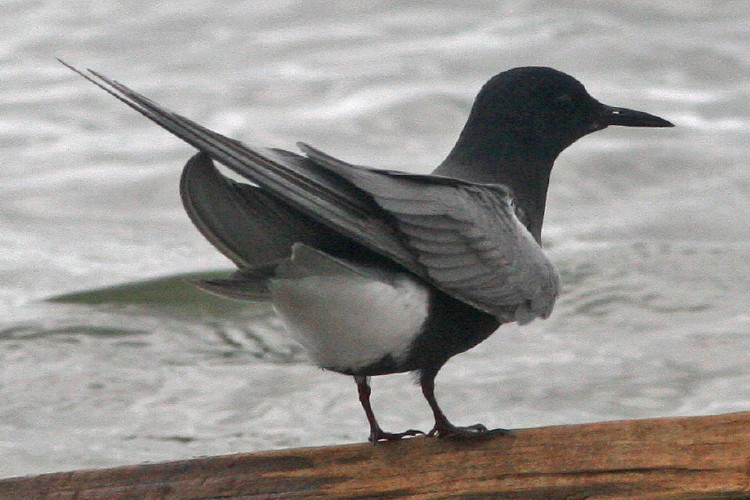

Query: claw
<box><xmin>419</xmin><ymin>370</ymin><xmax>511</xmax><ymax>440</ymax></box>
<box><xmin>369</xmin><ymin>428</ymin><xmax>425</xmax><ymax>443</ymax></box>
<box><xmin>428</xmin><ymin>422</ymin><xmax>510</xmax><ymax>439</ymax></box>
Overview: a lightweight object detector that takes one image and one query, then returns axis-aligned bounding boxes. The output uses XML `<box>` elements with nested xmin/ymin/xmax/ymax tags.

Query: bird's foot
<box><xmin>369</xmin><ymin>428</ymin><xmax>425</xmax><ymax>443</ymax></box>
<box><xmin>428</xmin><ymin>422</ymin><xmax>510</xmax><ymax>439</ymax></box>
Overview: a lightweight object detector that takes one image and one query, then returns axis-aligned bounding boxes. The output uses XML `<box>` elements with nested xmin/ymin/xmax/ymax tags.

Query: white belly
<box><xmin>269</xmin><ymin>270</ymin><xmax>430</xmax><ymax>373</ymax></box>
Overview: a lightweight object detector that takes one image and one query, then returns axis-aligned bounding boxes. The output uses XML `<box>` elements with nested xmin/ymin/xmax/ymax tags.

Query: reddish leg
<box><xmin>420</xmin><ymin>369</ymin><xmax>510</xmax><ymax>439</ymax></box>
<box><xmin>355</xmin><ymin>376</ymin><xmax>424</xmax><ymax>443</ymax></box>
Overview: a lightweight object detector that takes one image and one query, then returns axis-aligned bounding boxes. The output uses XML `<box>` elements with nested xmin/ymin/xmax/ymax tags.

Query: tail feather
<box><xmin>191</xmin><ymin>265</ymin><xmax>276</xmax><ymax>301</ymax></box>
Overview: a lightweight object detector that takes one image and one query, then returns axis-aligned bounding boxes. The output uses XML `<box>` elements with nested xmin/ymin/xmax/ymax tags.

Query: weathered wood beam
<box><xmin>2</xmin><ymin>411</ymin><xmax>749</xmax><ymax>499</ymax></box>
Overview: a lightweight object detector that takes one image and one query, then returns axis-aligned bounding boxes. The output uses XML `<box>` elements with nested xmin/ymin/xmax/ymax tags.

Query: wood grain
<box><xmin>2</xmin><ymin>411</ymin><xmax>749</xmax><ymax>499</ymax></box>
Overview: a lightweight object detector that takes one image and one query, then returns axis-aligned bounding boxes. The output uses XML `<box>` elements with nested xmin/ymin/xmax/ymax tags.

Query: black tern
<box><xmin>62</xmin><ymin>61</ymin><xmax>673</xmax><ymax>442</ymax></box>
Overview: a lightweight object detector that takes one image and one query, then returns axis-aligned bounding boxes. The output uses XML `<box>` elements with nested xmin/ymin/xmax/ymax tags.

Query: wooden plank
<box><xmin>2</xmin><ymin>411</ymin><xmax>749</xmax><ymax>499</ymax></box>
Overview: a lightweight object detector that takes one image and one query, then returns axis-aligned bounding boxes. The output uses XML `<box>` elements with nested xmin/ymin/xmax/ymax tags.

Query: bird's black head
<box><xmin>436</xmin><ymin>66</ymin><xmax>673</xmax><ymax>243</ymax></box>
<box><xmin>448</xmin><ymin>66</ymin><xmax>673</xmax><ymax>167</ymax></box>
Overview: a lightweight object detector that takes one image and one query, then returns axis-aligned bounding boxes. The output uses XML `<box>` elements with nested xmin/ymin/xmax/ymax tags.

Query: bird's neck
<box><xmin>433</xmin><ymin>135</ymin><xmax>556</xmax><ymax>244</ymax></box>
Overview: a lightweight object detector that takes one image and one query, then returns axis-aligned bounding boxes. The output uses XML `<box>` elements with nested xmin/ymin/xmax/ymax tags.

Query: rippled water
<box><xmin>1</xmin><ymin>0</ymin><xmax>749</xmax><ymax>477</ymax></box>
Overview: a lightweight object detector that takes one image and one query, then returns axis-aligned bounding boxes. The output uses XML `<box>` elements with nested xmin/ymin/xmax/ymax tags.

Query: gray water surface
<box><xmin>1</xmin><ymin>0</ymin><xmax>749</xmax><ymax>477</ymax></box>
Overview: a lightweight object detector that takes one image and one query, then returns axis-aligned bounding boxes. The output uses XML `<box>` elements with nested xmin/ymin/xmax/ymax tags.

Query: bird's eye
<box><xmin>554</xmin><ymin>94</ymin><xmax>575</xmax><ymax>113</ymax></box>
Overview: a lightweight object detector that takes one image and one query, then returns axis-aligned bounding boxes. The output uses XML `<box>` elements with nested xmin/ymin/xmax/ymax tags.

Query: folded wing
<box><xmin>298</xmin><ymin>143</ymin><xmax>560</xmax><ymax>323</ymax></box>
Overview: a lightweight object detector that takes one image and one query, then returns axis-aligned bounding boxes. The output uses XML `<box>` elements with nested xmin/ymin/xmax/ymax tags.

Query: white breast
<box><xmin>268</xmin><ymin>261</ymin><xmax>430</xmax><ymax>373</ymax></box>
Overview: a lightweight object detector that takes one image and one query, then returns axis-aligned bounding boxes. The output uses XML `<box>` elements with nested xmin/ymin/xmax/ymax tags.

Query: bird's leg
<box><xmin>419</xmin><ymin>369</ymin><xmax>510</xmax><ymax>439</ymax></box>
<box><xmin>354</xmin><ymin>375</ymin><xmax>424</xmax><ymax>443</ymax></box>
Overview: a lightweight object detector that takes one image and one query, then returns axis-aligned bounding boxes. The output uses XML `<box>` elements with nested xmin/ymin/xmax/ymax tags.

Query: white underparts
<box><xmin>269</xmin><ymin>271</ymin><xmax>430</xmax><ymax>372</ymax></box>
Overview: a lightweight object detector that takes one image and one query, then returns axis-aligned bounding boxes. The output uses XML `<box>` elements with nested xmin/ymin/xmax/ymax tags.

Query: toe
<box><xmin>430</xmin><ymin>423</ymin><xmax>510</xmax><ymax>439</ymax></box>
<box><xmin>370</xmin><ymin>428</ymin><xmax>425</xmax><ymax>442</ymax></box>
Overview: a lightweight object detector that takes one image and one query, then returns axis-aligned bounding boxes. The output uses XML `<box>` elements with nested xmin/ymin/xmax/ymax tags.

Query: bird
<box><xmin>61</xmin><ymin>60</ymin><xmax>673</xmax><ymax>442</ymax></box>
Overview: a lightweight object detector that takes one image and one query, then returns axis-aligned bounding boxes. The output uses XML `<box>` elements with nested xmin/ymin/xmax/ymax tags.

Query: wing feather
<box><xmin>59</xmin><ymin>61</ymin><xmax>419</xmax><ymax>274</ymax></box>
<box><xmin>298</xmin><ymin>143</ymin><xmax>560</xmax><ymax>322</ymax></box>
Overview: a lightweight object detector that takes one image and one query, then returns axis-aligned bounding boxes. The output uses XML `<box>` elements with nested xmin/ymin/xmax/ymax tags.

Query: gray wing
<box><xmin>61</xmin><ymin>61</ymin><xmax>420</xmax><ymax>275</ymax></box>
<box><xmin>298</xmin><ymin>143</ymin><xmax>560</xmax><ymax>323</ymax></box>
<box><xmin>180</xmin><ymin>151</ymin><xmax>349</xmax><ymax>267</ymax></box>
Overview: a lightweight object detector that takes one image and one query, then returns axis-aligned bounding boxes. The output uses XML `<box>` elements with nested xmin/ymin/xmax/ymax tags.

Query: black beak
<box><xmin>599</xmin><ymin>104</ymin><xmax>674</xmax><ymax>128</ymax></box>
